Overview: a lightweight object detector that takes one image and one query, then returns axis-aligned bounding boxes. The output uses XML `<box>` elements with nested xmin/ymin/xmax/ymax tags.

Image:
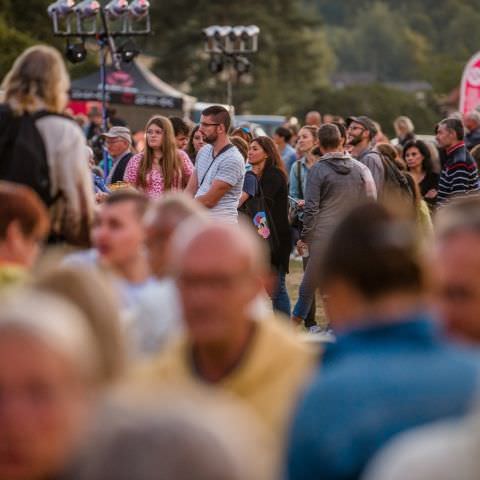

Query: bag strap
<box><xmin>199</xmin><ymin>144</ymin><xmax>235</xmax><ymax>188</ymax></box>
<box><xmin>297</xmin><ymin>160</ymin><xmax>304</xmax><ymax>199</ymax></box>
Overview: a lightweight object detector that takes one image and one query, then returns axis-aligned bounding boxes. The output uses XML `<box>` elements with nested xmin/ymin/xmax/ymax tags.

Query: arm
<box><xmin>123</xmin><ymin>154</ymin><xmax>139</xmax><ymax>185</ymax></box>
<box><xmin>196</xmin><ymin>180</ymin><xmax>232</xmax><ymax>209</ymax></box>
<box><xmin>185</xmin><ymin>170</ymin><xmax>198</xmax><ymax>196</ymax></box>
<box><xmin>179</xmin><ymin>150</ymin><xmax>194</xmax><ymax>188</ymax></box>
<box><xmin>238</xmin><ymin>191</ymin><xmax>250</xmax><ymax>207</ymax></box>
<box><xmin>300</xmin><ymin>166</ymin><xmax>321</xmax><ymax>242</ymax></box>
<box><xmin>289</xmin><ymin>161</ymin><xmax>300</xmax><ymax>198</ymax></box>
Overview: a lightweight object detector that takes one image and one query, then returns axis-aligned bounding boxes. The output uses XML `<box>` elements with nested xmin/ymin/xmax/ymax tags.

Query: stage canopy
<box><xmin>70</xmin><ymin>60</ymin><xmax>195</xmax><ymax>112</ymax></box>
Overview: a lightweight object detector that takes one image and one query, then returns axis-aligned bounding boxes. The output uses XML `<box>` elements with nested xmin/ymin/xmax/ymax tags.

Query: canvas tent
<box><xmin>70</xmin><ymin>60</ymin><xmax>195</xmax><ymax>130</ymax></box>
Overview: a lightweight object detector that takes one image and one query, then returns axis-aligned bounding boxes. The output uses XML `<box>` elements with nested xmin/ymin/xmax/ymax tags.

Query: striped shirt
<box><xmin>195</xmin><ymin>143</ymin><xmax>245</xmax><ymax>223</ymax></box>
<box><xmin>437</xmin><ymin>142</ymin><xmax>479</xmax><ymax>205</ymax></box>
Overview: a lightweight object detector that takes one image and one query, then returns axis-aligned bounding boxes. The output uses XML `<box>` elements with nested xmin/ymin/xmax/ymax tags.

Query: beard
<box><xmin>203</xmin><ymin>131</ymin><xmax>218</xmax><ymax>144</ymax></box>
<box><xmin>347</xmin><ymin>133</ymin><xmax>363</xmax><ymax>146</ymax></box>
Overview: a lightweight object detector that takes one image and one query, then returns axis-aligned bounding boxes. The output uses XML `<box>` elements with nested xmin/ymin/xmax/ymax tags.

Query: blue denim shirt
<box><xmin>282</xmin><ymin>144</ymin><xmax>298</xmax><ymax>176</ymax></box>
<box><xmin>286</xmin><ymin>311</ymin><xmax>480</xmax><ymax>480</ymax></box>
<box><xmin>289</xmin><ymin>157</ymin><xmax>310</xmax><ymax>200</ymax></box>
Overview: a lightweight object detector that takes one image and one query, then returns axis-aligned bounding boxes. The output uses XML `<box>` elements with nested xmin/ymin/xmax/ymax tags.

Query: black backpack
<box><xmin>0</xmin><ymin>104</ymin><xmax>61</xmax><ymax>206</ymax></box>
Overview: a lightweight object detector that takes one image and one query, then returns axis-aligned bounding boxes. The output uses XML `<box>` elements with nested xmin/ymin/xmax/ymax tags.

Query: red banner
<box><xmin>459</xmin><ymin>51</ymin><xmax>480</xmax><ymax>115</ymax></box>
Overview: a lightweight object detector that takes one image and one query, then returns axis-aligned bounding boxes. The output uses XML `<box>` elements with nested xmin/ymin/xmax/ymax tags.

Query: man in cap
<box><xmin>347</xmin><ymin>116</ymin><xmax>385</xmax><ymax>194</ymax></box>
<box><xmin>101</xmin><ymin>126</ymin><xmax>134</xmax><ymax>185</ymax></box>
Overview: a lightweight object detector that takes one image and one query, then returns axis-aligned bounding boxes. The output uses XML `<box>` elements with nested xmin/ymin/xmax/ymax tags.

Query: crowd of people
<box><xmin>2</xmin><ymin>44</ymin><xmax>480</xmax><ymax>480</ymax></box>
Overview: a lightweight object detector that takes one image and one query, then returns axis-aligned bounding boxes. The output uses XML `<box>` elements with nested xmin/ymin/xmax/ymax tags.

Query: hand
<box><xmin>424</xmin><ymin>188</ymin><xmax>437</xmax><ymax>199</ymax></box>
<box><xmin>297</xmin><ymin>199</ymin><xmax>305</xmax><ymax>207</ymax></box>
<box><xmin>296</xmin><ymin>240</ymin><xmax>307</xmax><ymax>256</ymax></box>
<box><xmin>95</xmin><ymin>192</ymin><xmax>109</xmax><ymax>203</ymax></box>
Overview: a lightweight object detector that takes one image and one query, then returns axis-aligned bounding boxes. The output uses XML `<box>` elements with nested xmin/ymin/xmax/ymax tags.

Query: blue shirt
<box><xmin>286</xmin><ymin>311</ymin><xmax>480</xmax><ymax>480</ymax></box>
<box><xmin>282</xmin><ymin>144</ymin><xmax>297</xmax><ymax>176</ymax></box>
<box><xmin>289</xmin><ymin>157</ymin><xmax>310</xmax><ymax>200</ymax></box>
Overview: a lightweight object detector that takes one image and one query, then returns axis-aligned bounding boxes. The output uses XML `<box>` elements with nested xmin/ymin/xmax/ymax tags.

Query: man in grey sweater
<box><xmin>292</xmin><ymin>124</ymin><xmax>372</xmax><ymax>326</ymax></box>
<box><xmin>347</xmin><ymin>116</ymin><xmax>385</xmax><ymax>195</ymax></box>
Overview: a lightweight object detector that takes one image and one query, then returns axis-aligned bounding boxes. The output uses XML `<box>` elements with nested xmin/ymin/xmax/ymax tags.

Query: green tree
<box><xmin>147</xmin><ymin>0</ymin><xmax>335</xmax><ymax>113</ymax></box>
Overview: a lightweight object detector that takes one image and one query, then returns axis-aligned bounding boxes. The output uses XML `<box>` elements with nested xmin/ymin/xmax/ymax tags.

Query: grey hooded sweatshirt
<box><xmin>301</xmin><ymin>153</ymin><xmax>371</xmax><ymax>243</ymax></box>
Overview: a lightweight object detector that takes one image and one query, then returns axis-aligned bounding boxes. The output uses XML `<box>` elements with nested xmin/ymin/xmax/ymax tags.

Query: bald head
<box><xmin>305</xmin><ymin>111</ymin><xmax>322</xmax><ymax>127</ymax></box>
<box><xmin>169</xmin><ymin>221</ymin><xmax>268</xmax><ymax>276</ymax></box>
<box><xmin>168</xmin><ymin>222</ymin><xmax>269</xmax><ymax>346</ymax></box>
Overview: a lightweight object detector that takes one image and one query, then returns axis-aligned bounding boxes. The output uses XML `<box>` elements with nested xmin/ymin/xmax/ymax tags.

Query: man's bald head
<box><xmin>305</xmin><ymin>111</ymin><xmax>322</xmax><ymax>127</ymax></box>
<box><xmin>169</xmin><ymin>221</ymin><xmax>269</xmax><ymax>276</ymax></box>
<box><xmin>168</xmin><ymin>222</ymin><xmax>270</xmax><ymax>347</ymax></box>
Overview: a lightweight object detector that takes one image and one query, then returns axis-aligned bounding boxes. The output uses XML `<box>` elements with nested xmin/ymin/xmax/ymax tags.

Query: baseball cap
<box><xmin>347</xmin><ymin>116</ymin><xmax>378</xmax><ymax>137</ymax></box>
<box><xmin>101</xmin><ymin>126</ymin><xmax>132</xmax><ymax>144</ymax></box>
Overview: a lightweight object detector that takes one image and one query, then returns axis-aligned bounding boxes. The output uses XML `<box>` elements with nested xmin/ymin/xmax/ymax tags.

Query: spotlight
<box><xmin>65</xmin><ymin>40</ymin><xmax>87</xmax><ymax>63</ymax></box>
<box><xmin>129</xmin><ymin>0</ymin><xmax>150</xmax><ymax>19</ymax></box>
<box><xmin>208</xmin><ymin>54</ymin><xmax>224</xmax><ymax>74</ymax></box>
<box><xmin>47</xmin><ymin>0</ymin><xmax>75</xmax><ymax>18</ymax></box>
<box><xmin>104</xmin><ymin>0</ymin><xmax>129</xmax><ymax>20</ymax></box>
<box><xmin>73</xmin><ymin>0</ymin><xmax>100</xmax><ymax>18</ymax></box>
<box><xmin>118</xmin><ymin>40</ymin><xmax>139</xmax><ymax>63</ymax></box>
<box><xmin>234</xmin><ymin>55</ymin><xmax>250</xmax><ymax>75</ymax></box>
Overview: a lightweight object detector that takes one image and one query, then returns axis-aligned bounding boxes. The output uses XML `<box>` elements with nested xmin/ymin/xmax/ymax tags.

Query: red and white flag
<box><xmin>460</xmin><ymin>51</ymin><xmax>480</xmax><ymax>115</ymax></box>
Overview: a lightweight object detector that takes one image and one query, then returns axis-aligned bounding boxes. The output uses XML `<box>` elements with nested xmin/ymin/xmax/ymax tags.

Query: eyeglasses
<box><xmin>347</xmin><ymin>125</ymin><xmax>366</xmax><ymax>132</ymax></box>
<box><xmin>200</xmin><ymin>122</ymin><xmax>220</xmax><ymax>128</ymax></box>
<box><xmin>146</xmin><ymin>129</ymin><xmax>164</xmax><ymax>136</ymax></box>
<box><xmin>105</xmin><ymin>138</ymin><xmax>125</xmax><ymax>144</ymax></box>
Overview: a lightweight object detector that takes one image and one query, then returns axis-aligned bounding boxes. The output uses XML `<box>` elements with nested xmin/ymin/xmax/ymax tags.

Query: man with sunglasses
<box><xmin>346</xmin><ymin>116</ymin><xmax>385</xmax><ymax>194</ymax></box>
<box><xmin>186</xmin><ymin>106</ymin><xmax>245</xmax><ymax>224</ymax></box>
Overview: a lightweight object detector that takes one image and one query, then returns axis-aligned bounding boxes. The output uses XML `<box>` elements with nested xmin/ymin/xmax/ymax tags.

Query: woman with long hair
<box><xmin>124</xmin><ymin>116</ymin><xmax>193</xmax><ymax>199</ymax></box>
<box><xmin>185</xmin><ymin>124</ymin><xmax>205</xmax><ymax>163</ymax></box>
<box><xmin>244</xmin><ymin>136</ymin><xmax>291</xmax><ymax>316</ymax></box>
<box><xmin>402</xmin><ymin>139</ymin><xmax>439</xmax><ymax>208</ymax></box>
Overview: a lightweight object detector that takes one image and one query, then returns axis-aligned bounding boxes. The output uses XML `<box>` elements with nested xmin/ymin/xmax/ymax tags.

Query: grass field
<box><xmin>286</xmin><ymin>257</ymin><xmax>327</xmax><ymax>328</ymax></box>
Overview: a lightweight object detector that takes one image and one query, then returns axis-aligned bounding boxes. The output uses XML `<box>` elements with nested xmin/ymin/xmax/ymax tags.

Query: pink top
<box><xmin>124</xmin><ymin>150</ymin><xmax>194</xmax><ymax>199</ymax></box>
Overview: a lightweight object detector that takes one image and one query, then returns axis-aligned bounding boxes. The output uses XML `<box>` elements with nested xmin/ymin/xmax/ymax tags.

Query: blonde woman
<box><xmin>124</xmin><ymin>116</ymin><xmax>193</xmax><ymax>199</ymax></box>
<box><xmin>1</xmin><ymin>45</ymin><xmax>94</xmax><ymax>246</ymax></box>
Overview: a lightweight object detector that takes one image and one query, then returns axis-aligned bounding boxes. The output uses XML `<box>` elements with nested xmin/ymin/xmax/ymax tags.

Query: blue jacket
<box><xmin>286</xmin><ymin>311</ymin><xmax>480</xmax><ymax>480</ymax></box>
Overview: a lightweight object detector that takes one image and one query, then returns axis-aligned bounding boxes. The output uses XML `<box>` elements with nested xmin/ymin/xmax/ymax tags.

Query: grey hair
<box><xmin>435</xmin><ymin>194</ymin><xmax>480</xmax><ymax>240</ymax></box>
<box><xmin>465</xmin><ymin>111</ymin><xmax>480</xmax><ymax>125</ymax></box>
<box><xmin>0</xmin><ymin>290</ymin><xmax>99</xmax><ymax>382</ymax></box>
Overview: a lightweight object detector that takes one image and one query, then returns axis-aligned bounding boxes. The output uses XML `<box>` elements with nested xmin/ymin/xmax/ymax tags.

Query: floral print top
<box><xmin>124</xmin><ymin>150</ymin><xmax>194</xmax><ymax>199</ymax></box>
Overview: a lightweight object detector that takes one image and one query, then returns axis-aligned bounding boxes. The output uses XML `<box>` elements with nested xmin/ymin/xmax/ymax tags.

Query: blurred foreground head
<box><xmin>318</xmin><ymin>202</ymin><xmax>427</xmax><ymax>329</ymax></box>
<box><xmin>144</xmin><ymin>192</ymin><xmax>209</xmax><ymax>278</ymax></box>
<box><xmin>434</xmin><ymin>195</ymin><xmax>480</xmax><ymax>343</ymax></box>
<box><xmin>0</xmin><ymin>290</ymin><xmax>101</xmax><ymax>480</ymax></box>
<box><xmin>71</xmin><ymin>390</ymin><xmax>273</xmax><ymax>480</ymax></box>
<box><xmin>34</xmin><ymin>265</ymin><xmax>126</xmax><ymax>383</ymax></box>
<box><xmin>168</xmin><ymin>221</ymin><xmax>269</xmax><ymax>346</ymax></box>
<box><xmin>2</xmin><ymin>45</ymin><xmax>70</xmax><ymax>114</ymax></box>
<box><xmin>0</xmin><ymin>181</ymin><xmax>49</xmax><ymax>271</ymax></box>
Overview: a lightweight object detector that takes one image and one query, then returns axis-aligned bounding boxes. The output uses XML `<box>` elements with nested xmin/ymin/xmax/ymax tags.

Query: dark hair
<box><xmin>186</xmin><ymin>124</ymin><xmax>201</xmax><ymax>161</ymax></box>
<box><xmin>230</xmin><ymin>136</ymin><xmax>249</xmax><ymax>160</ymax></box>
<box><xmin>0</xmin><ymin>181</ymin><xmax>49</xmax><ymax>239</ymax></box>
<box><xmin>319</xmin><ymin>202</ymin><xmax>425</xmax><ymax>300</ymax></box>
<box><xmin>251</xmin><ymin>136</ymin><xmax>288</xmax><ymax>181</ymax></box>
<box><xmin>105</xmin><ymin>190</ymin><xmax>149</xmax><ymax>219</ymax></box>
<box><xmin>402</xmin><ymin>139</ymin><xmax>433</xmax><ymax>174</ymax></box>
<box><xmin>169</xmin><ymin>116</ymin><xmax>190</xmax><ymax>137</ymax></box>
<box><xmin>201</xmin><ymin>105</ymin><xmax>231</xmax><ymax>131</ymax></box>
<box><xmin>332</xmin><ymin>121</ymin><xmax>347</xmax><ymax>146</ymax></box>
<box><xmin>438</xmin><ymin>117</ymin><xmax>465</xmax><ymax>141</ymax></box>
<box><xmin>318</xmin><ymin>124</ymin><xmax>341</xmax><ymax>150</ymax></box>
<box><xmin>274</xmin><ymin>126</ymin><xmax>292</xmax><ymax>143</ymax></box>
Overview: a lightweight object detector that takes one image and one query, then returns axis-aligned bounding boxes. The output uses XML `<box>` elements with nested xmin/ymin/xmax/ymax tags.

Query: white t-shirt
<box><xmin>195</xmin><ymin>143</ymin><xmax>245</xmax><ymax>223</ymax></box>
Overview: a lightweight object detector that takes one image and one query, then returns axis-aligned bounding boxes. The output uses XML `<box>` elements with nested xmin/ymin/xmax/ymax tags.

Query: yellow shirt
<box><xmin>135</xmin><ymin>316</ymin><xmax>317</xmax><ymax>441</ymax></box>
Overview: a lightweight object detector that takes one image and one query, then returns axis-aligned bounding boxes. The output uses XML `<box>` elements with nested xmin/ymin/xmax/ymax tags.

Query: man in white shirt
<box><xmin>186</xmin><ymin>105</ymin><xmax>244</xmax><ymax>224</ymax></box>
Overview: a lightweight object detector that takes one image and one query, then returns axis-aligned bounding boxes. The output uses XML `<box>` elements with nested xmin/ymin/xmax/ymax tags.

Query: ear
<box><xmin>5</xmin><ymin>220</ymin><xmax>24</xmax><ymax>247</ymax></box>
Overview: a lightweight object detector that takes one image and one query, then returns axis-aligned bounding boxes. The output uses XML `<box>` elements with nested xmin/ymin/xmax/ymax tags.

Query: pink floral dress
<box><xmin>124</xmin><ymin>150</ymin><xmax>193</xmax><ymax>199</ymax></box>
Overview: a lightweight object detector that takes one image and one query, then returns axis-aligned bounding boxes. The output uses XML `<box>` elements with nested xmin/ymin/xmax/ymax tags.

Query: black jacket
<box><xmin>110</xmin><ymin>151</ymin><xmax>133</xmax><ymax>184</ymax></box>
